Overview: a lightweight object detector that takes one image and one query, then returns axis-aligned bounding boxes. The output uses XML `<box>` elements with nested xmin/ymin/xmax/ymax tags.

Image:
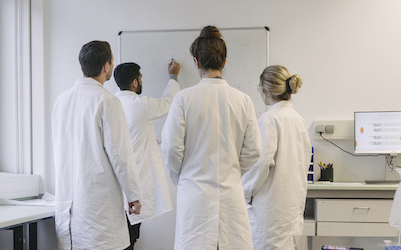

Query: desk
<box><xmin>0</xmin><ymin>205</ymin><xmax>55</xmax><ymax>250</ymax></box>
<box><xmin>299</xmin><ymin>183</ymin><xmax>400</xmax><ymax>249</ymax></box>
<box><xmin>307</xmin><ymin>182</ymin><xmax>398</xmax><ymax>198</ymax></box>
<box><xmin>302</xmin><ymin>183</ymin><xmax>399</xmax><ymax>247</ymax></box>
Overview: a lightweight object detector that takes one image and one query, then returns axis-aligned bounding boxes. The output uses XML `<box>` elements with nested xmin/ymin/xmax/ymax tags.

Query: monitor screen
<box><xmin>354</xmin><ymin>111</ymin><xmax>401</xmax><ymax>154</ymax></box>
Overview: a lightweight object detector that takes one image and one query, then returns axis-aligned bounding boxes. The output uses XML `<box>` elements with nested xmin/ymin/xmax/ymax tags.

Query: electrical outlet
<box><xmin>316</xmin><ymin>125</ymin><xmax>325</xmax><ymax>133</ymax></box>
<box><xmin>325</xmin><ymin>125</ymin><xmax>334</xmax><ymax>134</ymax></box>
<box><xmin>313</xmin><ymin>120</ymin><xmax>353</xmax><ymax>140</ymax></box>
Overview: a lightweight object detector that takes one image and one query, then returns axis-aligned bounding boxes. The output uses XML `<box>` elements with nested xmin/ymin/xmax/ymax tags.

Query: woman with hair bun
<box><xmin>242</xmin><ymin>65</ymin><xmax>311</xmax><ymax>249</ymax></box>
<box><xmin>162</xmin><ymin>26</ymin><xmax>262</xmax><ymax>250</ymax></box>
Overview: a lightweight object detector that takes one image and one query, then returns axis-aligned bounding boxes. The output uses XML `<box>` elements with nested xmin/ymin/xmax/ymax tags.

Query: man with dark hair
<box><xmin>113</xmin><ymin>62</ymin><xmax>141</xmax><ymax>91</ymax></box>
<box><xmin>78</xmin><ymin>41</ymin><xmax>113</xmax><ymax>77</ymax></box>
<box><xmin>52</xmin><ymin>40</ymin><xmax>142</xmax><ymax>250</ymax></box>
<box><xmin>113</xmin><ymin>60</ymin><xmax>180</xmax><ymax>249</ymax></box>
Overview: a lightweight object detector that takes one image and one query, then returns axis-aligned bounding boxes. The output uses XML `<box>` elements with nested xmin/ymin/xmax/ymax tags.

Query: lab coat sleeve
<box><xmin>242</xmin><ymin>114</ymin><xmax>277</xmax><ymax>199</ymax></box>
<box><xmin>239</xmin><ymin>98</ymin><xmax>262</xmax><ymax>176</ymax></box>
<box><xmin>161</xmin><ymin>93</ymin><xmax>186</xmax><ymax>185</ymax></box>
<box><xmin>146</xmin><ymin>79</ymin><xmax>180</xmax><ymax>123</ymax></box>
<box><xmin>103</xmin><ymin>97</ymin><xmax>142</xmax><ymax>203</ymax></box>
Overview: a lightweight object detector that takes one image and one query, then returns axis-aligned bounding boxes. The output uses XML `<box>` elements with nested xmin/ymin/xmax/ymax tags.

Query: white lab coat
<box><xmin>162</xmin><ymin>78</ymin><xmax>262</xmax><ymax>250</ymax></box>
<box><xmin>52</xmin><ymin>77</ymin><xmax>142</xmax><ymax>250</ymax></box>
<box><xmin>242</xmin><ymin>100</ymin><xmax>311</xmax><ymax>250</ymax></box>
<box><xmin>116</xmin><ymin>79</ymin><xmax>180</xmax><ymax>225</ymax></box>
<box><xmin>389</xmin><ymin>169</ymin><xmax>401</xmax><ymax>228</ymax></box>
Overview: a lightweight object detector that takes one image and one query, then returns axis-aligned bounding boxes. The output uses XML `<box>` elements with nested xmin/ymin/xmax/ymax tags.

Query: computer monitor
<box><xmin>354</xmin><ymin>111</ymin><xmax>401</xmax><ymax>154</ymax></box>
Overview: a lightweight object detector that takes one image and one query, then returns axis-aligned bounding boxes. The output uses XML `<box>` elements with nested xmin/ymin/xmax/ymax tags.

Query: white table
<box><xmin>307</xmin><ymin>182</ymin><xmax>399</xmax><ymax>198</ymax></box>
<box><xmin>0</xmin><ymin>205</ymin><xmax>55</xmax><ymax>250</ymax></box>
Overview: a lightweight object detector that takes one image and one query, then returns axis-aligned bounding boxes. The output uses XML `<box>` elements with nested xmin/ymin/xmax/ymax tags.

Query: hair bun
<box><xmin>199</xmin><ymin>26</ymin><xmax>223</xmax><ymax>39</ymax></box>
<box><xmin>288</xmin><ymin>74</ymin><xmax>303</xmax><ymax>94</ymax></box>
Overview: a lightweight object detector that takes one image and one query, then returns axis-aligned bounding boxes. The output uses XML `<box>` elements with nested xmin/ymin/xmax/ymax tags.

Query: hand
<box><xmin>168</xmin><ymin>59</ymin><xmax>180</xmax><ymax>75</ymax></box>
<box><xmin>128</xmin><ymin>200</ymin><xmax>141</xmax><ymax>215</ymax></box>
<box><xmin>245</xmin><ymin>197</ymin><xmax>253</xmax><ymax>205</ymax></box>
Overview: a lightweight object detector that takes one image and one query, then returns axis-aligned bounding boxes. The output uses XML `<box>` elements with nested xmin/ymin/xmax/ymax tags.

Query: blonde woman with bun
<box><xmin>162</xmin><ymin>26</ymin><xmax>261</xmax><ymax>250</ymax></box>
<box><xmin>242</xmin><ymin>65</ymin><xmax>311</xmax><ymax>250</ymax></box>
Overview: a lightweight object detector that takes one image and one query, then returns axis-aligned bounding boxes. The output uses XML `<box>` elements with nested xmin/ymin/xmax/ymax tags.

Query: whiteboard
<box><xmin>118</xmin><ymin>27</ymin><xmax>269</xmax><ymax>139</ymax></box>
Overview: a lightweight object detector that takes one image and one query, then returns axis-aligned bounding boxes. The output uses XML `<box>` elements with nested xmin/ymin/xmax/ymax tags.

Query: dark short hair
<box><xmin>113</xmin><ymin>63</ymin><xmax>141</xmax><ymax>90</ymax></box>
<box><xmin>190</xmin><ymin>26</ymin><xmax>227</xmax><ymax>70</ymax></box>
<box><xmin>78</xmin><ymin>41</ymin><xmax>112</xmax><ymax>77</ymax></box>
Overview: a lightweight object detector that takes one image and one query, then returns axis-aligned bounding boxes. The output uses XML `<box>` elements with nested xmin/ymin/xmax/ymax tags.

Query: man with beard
<box><xmin>114</xmin><ymin>61</ymin><xmax>180</xmax><ymax>249</ymax></box>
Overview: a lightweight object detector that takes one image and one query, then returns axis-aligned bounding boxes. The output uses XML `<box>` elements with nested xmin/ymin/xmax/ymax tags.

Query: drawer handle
<box><xmin>353</xmin><ymin>207</ymin><xmax>370</xmax><ymax>210</ymax></box>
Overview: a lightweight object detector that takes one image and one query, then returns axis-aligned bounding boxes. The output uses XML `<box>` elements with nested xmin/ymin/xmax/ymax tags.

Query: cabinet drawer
<box><xmin>317</xmin><ymin>222</ymin><xmax>399</xmax><ymax>237</ymax></box>
<box><xmin>317</xmin><ymin>199</ymin><xmax>393</xmax><ymax>222</ymax></box>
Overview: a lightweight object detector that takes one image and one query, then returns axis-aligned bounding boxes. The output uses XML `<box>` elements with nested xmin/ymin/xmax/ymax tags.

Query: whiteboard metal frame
<box><xmin>117</xmin><ymin>26</ymin><xmax>270</xmax><ymax>66</ymax></box>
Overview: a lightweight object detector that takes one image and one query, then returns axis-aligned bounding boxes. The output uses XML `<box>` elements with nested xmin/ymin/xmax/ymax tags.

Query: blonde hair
<box><xmin>260</xmin><ymin>65</ymin><xmax>303</xmax><ymax>100</ymax></box>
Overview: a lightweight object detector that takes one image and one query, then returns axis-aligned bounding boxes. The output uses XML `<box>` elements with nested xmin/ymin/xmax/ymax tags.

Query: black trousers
<box><xmin>125</xmin><ymin>215</ymin><xmax>141</xmax><ymax>250</ymax></box>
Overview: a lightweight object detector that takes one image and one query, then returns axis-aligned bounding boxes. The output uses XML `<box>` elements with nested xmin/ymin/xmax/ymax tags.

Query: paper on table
<box><xmin>0</xmin><ymin>192</ymin><xmax>55</xmax><ymax>206</ymax></box>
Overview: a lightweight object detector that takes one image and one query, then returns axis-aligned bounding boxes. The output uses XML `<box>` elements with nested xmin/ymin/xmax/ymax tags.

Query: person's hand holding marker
<box><xmin>168</xmin><ymin>58</ymin><xmax>180</xmax><ymax>75</ymax></box>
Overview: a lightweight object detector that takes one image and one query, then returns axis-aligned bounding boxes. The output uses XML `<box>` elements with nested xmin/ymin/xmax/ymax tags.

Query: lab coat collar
<box><xmin>115</xmin><ymin>90</ymin><xmax>137</xmax><ymax>97</ymax></box>
<box><xmin>74</xmin><ymin>77</ymin><xmax>103</xmax><ymax>87</ymax></box>
<box><xmin>198</xmin><ymin>77</ymin><xmax>229</xmax><ymax>86</ymax></box>
<box><xmin>269</xmin><ymin>99</ymin><xmax>293</xmax><ymax>111</ymax></box>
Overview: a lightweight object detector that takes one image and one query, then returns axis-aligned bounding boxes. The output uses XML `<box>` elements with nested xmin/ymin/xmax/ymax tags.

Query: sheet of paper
<box><xmin>0</xmin><ymin>192</ymin><xmax>55</xmax><ymax>206</ymax></box>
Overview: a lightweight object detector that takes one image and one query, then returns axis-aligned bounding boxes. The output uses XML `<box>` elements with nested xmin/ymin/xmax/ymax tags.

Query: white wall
<box><xmin>35</xmin><ymin>0</ymin><xmax>401</xmax><ymax>249</ymax></box>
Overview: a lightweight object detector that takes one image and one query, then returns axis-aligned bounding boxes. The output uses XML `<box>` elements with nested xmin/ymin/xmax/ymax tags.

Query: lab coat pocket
<box><xmin>55</xmin><ymin>200</ymin><xmax>72</xmax><ymax>249</ymax></box>
<box><xmin>246</xmin><ymin>203</ymin><xmax>254</xmax><ymax>226</ymax></box>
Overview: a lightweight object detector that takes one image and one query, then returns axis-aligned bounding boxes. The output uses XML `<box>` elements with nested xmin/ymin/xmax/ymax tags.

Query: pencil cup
<box><xmin>319</xmin><ymin>168</ymin><xmax>333</xmax><ymax>182</ymax></box>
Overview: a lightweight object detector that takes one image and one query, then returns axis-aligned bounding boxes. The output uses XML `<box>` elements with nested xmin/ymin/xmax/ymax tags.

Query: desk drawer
<box><xmin>317</xmin><ymin>222</ymin><xmax>399</xmax><ymax>237</ymax></box>
<box><xmin>317</xmin><ymin>199</ymin><xmax>393</xmax><ymax>222</ymax></box>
